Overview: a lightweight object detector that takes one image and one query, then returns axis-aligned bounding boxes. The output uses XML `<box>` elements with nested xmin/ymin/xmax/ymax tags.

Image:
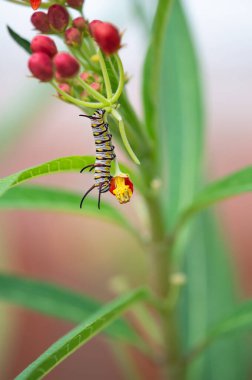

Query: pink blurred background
<box><xmin>0</xmin><ymin>0</ymin><xmax>252</xmax><ymax>378</ymax></box>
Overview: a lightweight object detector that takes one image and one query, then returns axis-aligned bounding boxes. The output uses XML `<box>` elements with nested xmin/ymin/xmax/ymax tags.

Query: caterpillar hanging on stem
<box><xmin>80</xmin><ymin>109</ymin><xmax>134</xmax><ymax>209</ymax></box>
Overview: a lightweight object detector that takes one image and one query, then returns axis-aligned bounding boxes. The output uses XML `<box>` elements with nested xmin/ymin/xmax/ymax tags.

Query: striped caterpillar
<box><xmin>79</xmin><ymin>109</ymin><xmax>116</xmax><ymax>209</ymax></box>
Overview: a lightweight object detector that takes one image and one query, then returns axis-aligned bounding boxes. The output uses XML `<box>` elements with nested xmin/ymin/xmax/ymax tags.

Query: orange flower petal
<box><xmin>30</xmin><ymin>0</ymin><xmax>41</xmax><ymax>10</ymax></box>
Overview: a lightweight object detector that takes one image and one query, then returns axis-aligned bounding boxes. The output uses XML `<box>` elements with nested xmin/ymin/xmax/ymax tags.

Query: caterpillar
<box><xmin>79</xmin><ymin>109</ymin><xmax>116</xmax><ymax>209</ymax></box>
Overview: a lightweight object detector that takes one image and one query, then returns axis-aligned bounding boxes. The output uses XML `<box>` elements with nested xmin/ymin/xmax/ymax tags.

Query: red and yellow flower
<box><xmin>109</xmin><ymin>174</ymin><xmax>133</xmax><ymax>204</ymax></box>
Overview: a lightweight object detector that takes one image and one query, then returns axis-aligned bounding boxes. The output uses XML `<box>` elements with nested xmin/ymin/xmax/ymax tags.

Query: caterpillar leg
<box><xmin>98</xmin><ymin>183</ymin><xmax>102</xmax><ymax>210</ymax></box>
<box><xmin>80</xmin><ymin>164</ymin><xmax>96</xmax><ymax>173</ymax></box>
<box><xmin>80</xmin><ymin>184</ymin><xmax>96</xmax><ymax>209</ymax></box>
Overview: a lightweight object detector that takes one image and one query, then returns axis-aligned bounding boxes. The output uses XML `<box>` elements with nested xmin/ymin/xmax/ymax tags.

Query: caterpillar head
<box><xmin>109</xmin><ymin>174</ymin><xmax>133</xmax><ymax>204</ymax></box>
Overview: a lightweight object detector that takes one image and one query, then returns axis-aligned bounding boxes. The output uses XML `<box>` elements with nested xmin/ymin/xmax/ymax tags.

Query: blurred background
<box><xmin>0</xmin><ymin>0</ymin><xmax>252</xmax><ymax>378</ymax></box>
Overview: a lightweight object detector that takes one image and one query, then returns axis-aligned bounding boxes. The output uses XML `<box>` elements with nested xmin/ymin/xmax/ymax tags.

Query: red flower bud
<box><xmin>31</xmin><ymin>11</ymin><xmax>50</xmax><ymax>33</ymax></box>
<box><xmin>64</xmin><ymin>27</ymin><xmax>82</xmax><ymax>47</ymax></box>
<box><xmin>55</xmin><ymin>71</ymin><xmax>66</xmax><ymax>83</ymax></box>
<box><xmin>80</xmin><ymin>71</ymin><xmax>90</xmax><ymax>82</ymax></box>
<box><xmin>89</xmin><ymin>20</ymin><xmax>103</xmax><ymax>35</ymax></box>
<box><xmin>90</xmin><ymin>82</ymin><xmax>101</xmax><ymax>92</ymax></box>
<box><xmin>89</xmin><ymin>21</ymin><xmax>121</xmax><ymax>55</ymax></box>
<box><xmin>54</xmin><ymin>52</ymin><xmax>80</xmax><ymax>78</ymax></box>
<box><xmin>58</xmin><ymin>83</ymin><xmax>71</xmax><ymax>98</ymax></box>
<box><xmin>30</xmin><ymin>0</ymin><xmax>41</xmax><ymax>10</ymax></box>
<box><xmin>48</xmin><ymin>4</ymin><xmax>69</xmax><ymax>33</ymax></box>
<box><xmin>28</xmin><ymin>52</ymin><xmax>54</xmax><ymax>82</ymax></box>
<box><xmin>31</xmin><ymin>35</ymin><xmax>57</xmax><ymax>58</ymax></box>
<box><xmin>59</xmin><ymin>83</ymin><xmax>71</xmax><ymax>94</ymax></box>
<box><xmin>66</xmin><ymin>0</ymin><xmax>84</xmax><ymax>9</ymax></box>
<box><xmin>72</xmin><ymin>17</ymin><xmax>86</xmax><ymax>31</ymax></box>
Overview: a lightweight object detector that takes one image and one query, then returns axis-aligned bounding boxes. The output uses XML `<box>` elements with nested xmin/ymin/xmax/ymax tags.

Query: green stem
<box><xmin>111</xmin><ymin>108</ymin><xmax>140</xmax><ymax>165</ymax></box>
<box><xmin>98</xmin><ymin>49</ymin><xmax>113</xmax><ymax>98</ymax></box>
<box><xmin>106</xmin><ymin>58</ymin><xmax>150</xmax><ymax>151</ymax></box>
<box><xmin>77</xmin><ymin>78</ymin><xmax>110</xmax><ymax>104</ymax></box>
<box><xmin>110</xmin><ymin>54</ymin><xmax>125</xmax><ymax>103</ymax></box>
<box><xmin>85</xmin><ymin>37</ymin><xmax>97</xmax><ymax>56</ymax></box>
<box><xmin>145</xmin><ymin>194</ymin><xmax>184</xmax><ymax>379</ymax></box>
<box><xmin>79</xmin><ymin>46</ymin><xmax>99</xmax><ymax>72</ymax></box>
<box><xmin>51</xmin><ymin>81</ymin><xmax>106</xmax><ymax>109</ymax></box>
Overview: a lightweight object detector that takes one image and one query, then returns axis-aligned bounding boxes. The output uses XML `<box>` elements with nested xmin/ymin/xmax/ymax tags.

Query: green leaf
<box><xmin>0</xmin><ymin>156</ymin><xmax>94</xmax><ymax>197</ymax></box>
<box><xmin>0</xmin><ymin>273</ymin><xmax>141</xmax><ymax>345</ymax></box>
<box><xmin>7</xmin><ymin>26</ymin><xmax>31</xmax><ymax>54</ymax></box>
<box><xmin>165</xmin><ymin>3</ymin><xmax>248</xmax><ymax>378</ymax></box>
<box><xmin>176</xmin><ymin>166</ymin><xmax>252</xmax><ymax>232</ymax></box>
<box><xmin>0</xmin><ymin>185</ymin><xmax>134</xmax><ymax>232</ymax></box>
<box><xmin>0</xmin><ymin>156</ymin><xmax>137</xmax><ymax>197</ymax></box>
<box><xmin>187</xmin><ymin>300</ymin><xmax>252</xmax><ymax>366</ymax></box>
<box><xmin>159</xmin><ymin>1</ymin><xmax>204</xmax><ymax>229</ymax></box>
<box><xmin>179</xmin><ymin>212</ymin><xmax>247</xmax><ymax>380</ymax></box>
<box><xmin>210</xmin><ymin>301</ymin><xmax>252</xmax><ymax>338</ymax></box>
<box><xmin>15</xmin><ymin>288</ymin><xmax>148</xmax><ymax>380</ymax></box>
<box><xmin>142</xmin><ymin>0</ymin><xmax>173</xmax><ymax>138</ymax></box>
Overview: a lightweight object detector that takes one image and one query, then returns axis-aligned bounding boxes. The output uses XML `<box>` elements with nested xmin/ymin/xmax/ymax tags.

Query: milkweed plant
<box><xmin>1</xmin><ymin>0</ymin><xmax>252</xmax><ymax>379</ymax></box>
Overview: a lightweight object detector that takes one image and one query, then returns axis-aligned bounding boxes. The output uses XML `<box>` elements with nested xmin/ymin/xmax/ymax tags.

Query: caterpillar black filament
<box><xmin>79</xmin><ymin>109</ymin><xmax>116</xmax><ymax>209</ymax></box>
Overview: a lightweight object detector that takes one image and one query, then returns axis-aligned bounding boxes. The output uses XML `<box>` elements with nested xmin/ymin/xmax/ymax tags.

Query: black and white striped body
<box><xmin>92</xmin><ymin>109</ymin><xmax>116</xmax><ymax>192</ymax></box>
<box><xmin>79</xmin><ymin>109</ymin><xmax>116</xmax><ymax>209</ymax></box>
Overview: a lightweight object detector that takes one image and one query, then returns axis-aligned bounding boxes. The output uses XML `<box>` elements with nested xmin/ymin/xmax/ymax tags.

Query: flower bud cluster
<box><xmin>31</xmin><ymin>3</ymin><xmax>121</xmax><ymax>54</ymax></box>
<box><xmin>29</xmin><ymin>35</ymin><xmax>80</xmax><ymax>82</ymax></box>
<box><xmin>28</xmin><ymin>1</ymin><xmax>123</xmax><ymax>103</ymax></box>
<box><xmin>31</xmin><ymin>4</ymin><xmax>69</xmax><ymax>33</ymax></box>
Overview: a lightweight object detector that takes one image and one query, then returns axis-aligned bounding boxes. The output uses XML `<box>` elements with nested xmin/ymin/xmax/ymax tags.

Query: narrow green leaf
<box><xmin>7</xmin><ymin>26</ymin><xmax>31</xmax><ymax>54</ymax></box>
<box><xmin>176</xmin><ymin>166</ymin><xmax>252</xmax><ymax>233</ymax></box>
<box><xmin>159</xmin><ymin>1</ymin><xmax>204</xmax><ymax>229</ymax></box>
<box><xmin>210</xmin><ymin>301</ymin><xmax>252</xmax><ymax>339</ymax></box>
<box><xmin>142</xmin><ymin>0</ymin><xmax>173</xmax><ymax>138</ymax></box>
<box><xmin>0</xmin><ymin>185</ymin><xmax>134</xmax><ymax>232</ymax></box>
<box><xmin>0</xmin><ymin>273</ymin><xmax>141</xmax><ymax>345</ymax></box>
<box><xmin>179</xmin><ymin>212</ymin><xmax>247</xmax><ymax>380</ymax></box>
<box><xmin>187</xmin><ymin>300</ymin><xmax>252</xmax><ymax>365</ymax></box>
<box><xmin>0</xmin><ymin>156</ymin><xmax>94</xmax><ymax>197</ymax></box>
<box><xmin>0</xmin><ymin>156</ymin><xmax>137</xmax><ymax>197</ymax></box>
<box><xmin>15</xmin><ymin>288</ymin><xmax>148</xmax><ymax>380</ymax></box>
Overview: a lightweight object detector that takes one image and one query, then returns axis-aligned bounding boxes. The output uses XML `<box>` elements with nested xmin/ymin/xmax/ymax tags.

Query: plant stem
<box><xmin>77</xmin><ymin>77</ymin><xmax>110</xmax><ymax>104</ymax></box>
<box><xmin>110</xmin><ymin>55</ymin><xmax>125</xmax><ymax>103</ymax></box>
<box><xmin>111</xmin><ymin>108</ymin><xmax>140</xmax><ymax>165</ymax></box>
<box><xmin>51</xmin><ymin>81</ymin><xmax>106</xmax><ymax>109</ymax></box>
<box><xmin>144</xmin><ymin>192</ymin><xmax>185</xmax><ymax>379</ymax></box>
<box><xmin>98</xmin><ymin>49</ymin><xmax>113</xmax><ymax>98</ymax></box>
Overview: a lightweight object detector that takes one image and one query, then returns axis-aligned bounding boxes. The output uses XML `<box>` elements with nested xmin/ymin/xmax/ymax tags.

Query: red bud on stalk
<box><xmin>89</xmin><ymin>20</ymin><xmax>121</xmax><ymax>55</ymax></box>
<box><xmin>58</xmin><ymin>83</ymin><xmax>71</xmax><ymax>97</ymax></box>
<box><xmin>28</xmin><ymin>52</ymin><xmax>54</xmax><ymax>82</ymax></box>
<box><xmin>30</xmin><ymin>0</ymin><xmax>41</xmax><ymax>10</ymax></box>
<box><xmin>67</xmin><ymin>0</ymin><xmax>84</xmax><ymax>9</ymax></box>
<box><xmin>65</xmin><ymin>27</ymin><xmax>82</xmax><ymax>47</ymax></box>
<box><xmin>80</xmin><ymin>72</ymin><xmax>91</xmax><ymax>82</ymax></box>
<box><xmin>31</xmin><ymin>12</ymin><xmax>50</xmax><ymax>33</ymax></box>
<box><xmin>54</xmin><ymin>52</ymin><xmax>80</xmax><ymax>78</ymax></box>
<box><xmin>72</xmin><ymin>17</ymin><xmax>86</xmax><ymax>31</ymax></box>
<box><xmin>48</xmin><ymin>5</ymin><xmax>69</xmax><ymax>33</ymax></box>
<box><xmin>90</xmin><ymin>82</ymin><xmax>101</xmax><ymax>91</ymax></box>
<box><xmin>31</xmin><ymin>36</ymin><xmax>57</xmax><ymax>58</ymax></box>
